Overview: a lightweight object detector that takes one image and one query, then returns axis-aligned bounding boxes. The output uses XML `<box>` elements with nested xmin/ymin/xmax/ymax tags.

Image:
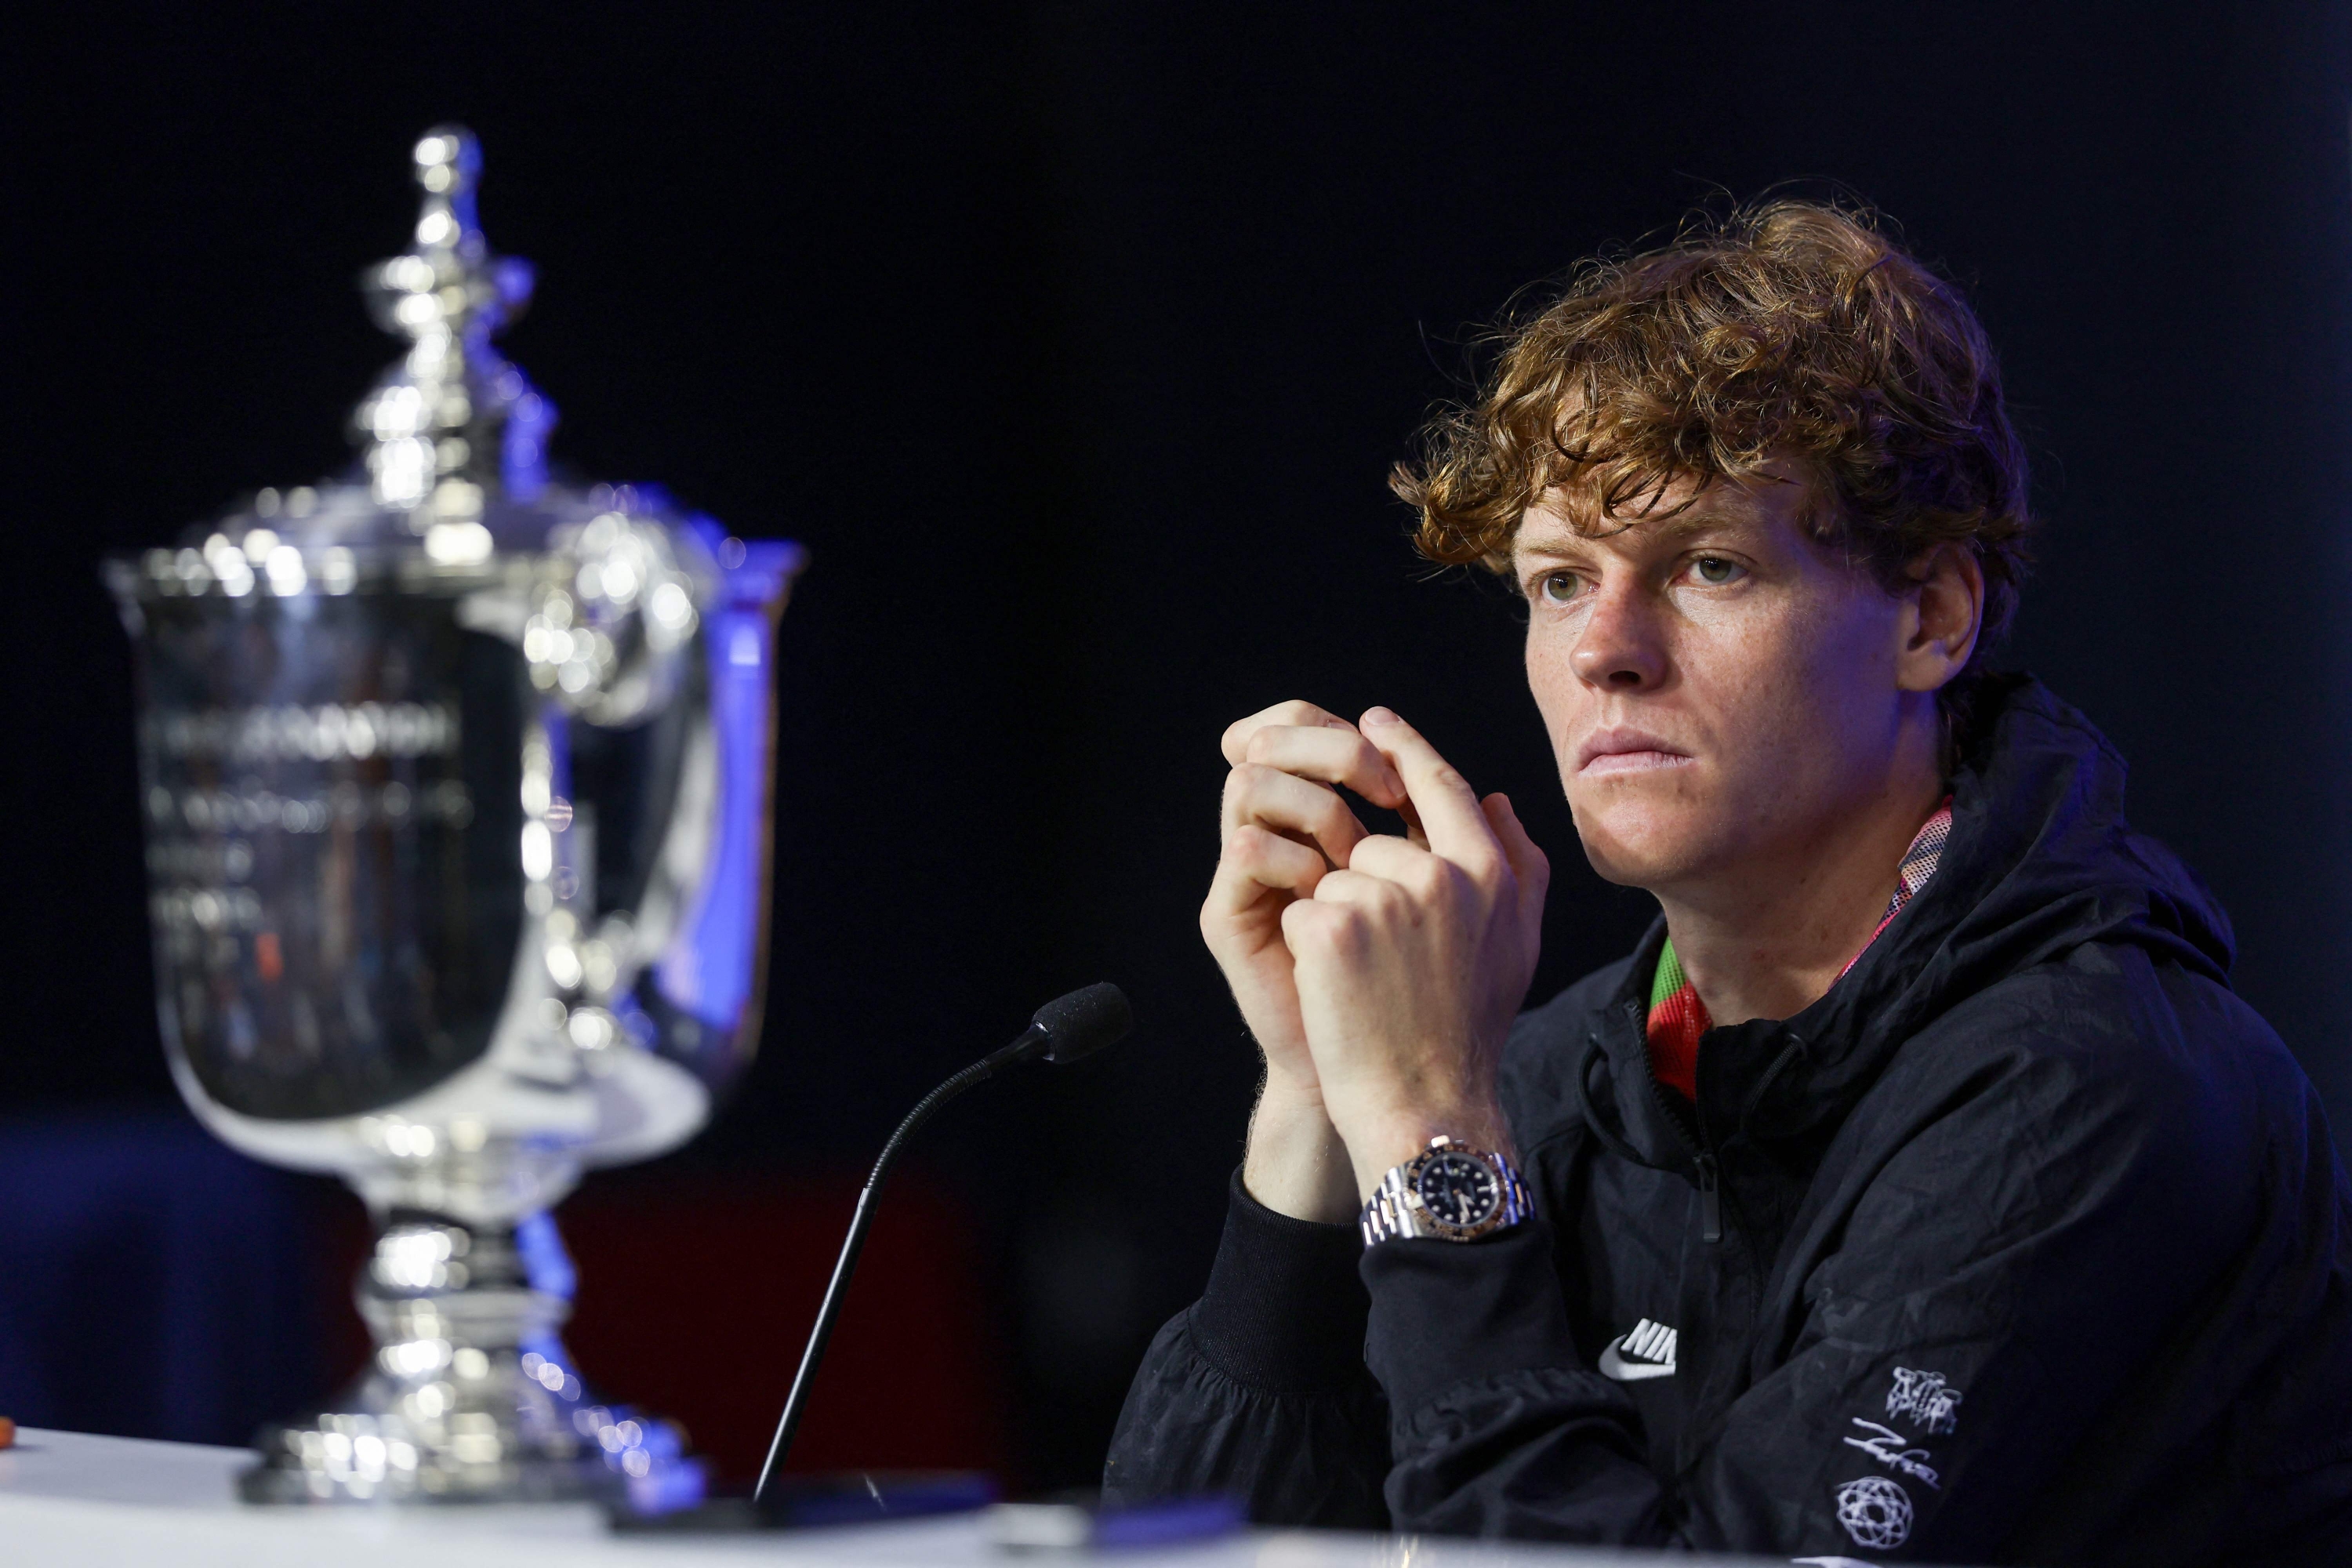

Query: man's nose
<box><xmin>1568</xmin><ymin>583</ymin><xmax>1668</xmax><ymax>691</ymax></box>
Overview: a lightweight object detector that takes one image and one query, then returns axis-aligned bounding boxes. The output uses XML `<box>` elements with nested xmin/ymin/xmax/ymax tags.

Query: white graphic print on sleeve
<box><xmin>1842</xmin><ymin>1418</ymin><xmax>1940</xmax><ymax>1488</ymax></box>
<box><xmin>1886</xmin><ymin>1367</ymin><xmax>1963</xmax><ymax>1435</ymax></box>
<box><xmin>1834</xmin><ymin>1475</ymin><xmax>1914</xmax><ymax>1550</ymax></box>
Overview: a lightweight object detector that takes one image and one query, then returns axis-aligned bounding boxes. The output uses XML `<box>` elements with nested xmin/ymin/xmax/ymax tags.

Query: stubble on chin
<box><xmin>1566</xmin><ymin>779</ymin><xmax>1725</xmax><ymax>891</ymax></box>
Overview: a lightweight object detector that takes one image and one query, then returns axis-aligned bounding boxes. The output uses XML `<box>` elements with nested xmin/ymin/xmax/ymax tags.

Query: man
<box><xmin>1101</xmin><ymin>201</ymin><xmax>2352</xmax><ymax>1564</ymax></box>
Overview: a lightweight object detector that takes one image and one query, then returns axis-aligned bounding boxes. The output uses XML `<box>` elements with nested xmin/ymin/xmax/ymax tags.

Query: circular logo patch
<box><xmin>1834</xmin><ymin>1475</ymin><xmax>1914</xmax><ymax>1550</ymax></box>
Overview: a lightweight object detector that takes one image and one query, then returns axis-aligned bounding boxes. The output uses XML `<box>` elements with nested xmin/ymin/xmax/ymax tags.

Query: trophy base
<box><xmin>238</xmin><ymin>1210</ymin><xmax>704</xmax><ymax>1509</ymax></box>
<box><xmin>237</xmin><ymin>1367</ymin><xmax>704</xmax><ymax>1508</ymax></box>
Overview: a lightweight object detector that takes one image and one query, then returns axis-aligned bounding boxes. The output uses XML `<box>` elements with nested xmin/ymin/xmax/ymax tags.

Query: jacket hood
<box><xmin>1579</xmin><ymin>674</ymin><xmax>2237</xmax><ymax>1162</ymax></box>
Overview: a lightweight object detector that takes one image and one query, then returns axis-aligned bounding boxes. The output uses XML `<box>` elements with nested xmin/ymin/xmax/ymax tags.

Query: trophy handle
<box><xmin>459</xmin><ymin>519</ymin><xmax>804</xmax><ymax>1173</ymax></box>
<box><xmin>578</xmin><ymin>531</ymin><xmax>804</xmax><ymax>1165</ymax></box>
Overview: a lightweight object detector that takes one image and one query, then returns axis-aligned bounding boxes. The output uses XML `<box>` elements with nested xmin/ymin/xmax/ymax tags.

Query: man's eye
<box><xmin>1537</xmin><ymin>572</ymin><xmax>1584</xmax><ymax>603</ymax></box>
<box><xmin>1692</xmin><ymin>556</ymin><xmax>1745</xmax><ymax>586</ymax></box>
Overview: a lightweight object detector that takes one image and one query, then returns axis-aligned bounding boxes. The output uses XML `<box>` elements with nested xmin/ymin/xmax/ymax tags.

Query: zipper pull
<box><xmin>1696</xmin><ymin>1153</ymin><xmax>1722</xmax><ymax>1243</ymax></box>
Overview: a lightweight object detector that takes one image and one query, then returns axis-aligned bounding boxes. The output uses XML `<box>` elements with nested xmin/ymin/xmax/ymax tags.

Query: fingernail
<box><xmin>1363</xmin><ymin>706</ymin><xmax>1400</xmax><ymax>727</ymax></box>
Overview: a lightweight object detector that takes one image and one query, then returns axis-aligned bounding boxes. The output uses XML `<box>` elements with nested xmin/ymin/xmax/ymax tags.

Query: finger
<box><xmin>1242</xmin><ymin>724</ymin><xmax>1408</xmax><ymax>811</ymax></box>
<box><xmin>1359</xmin><ymin>707</ymin><xmax>1501</xmax><ymax>869</ymax></box>
<box><xmin>1221</xmin><ymin>700</ymin><xmax>1357</xmax><ymax>768</ymax></box>
<box><xmin>1345</xmin><ymin>832</ymin><xmax>1437</xmax><ymax>887</ymax></box>
<box><xmin>1482</xmin><ymin>793</ymin><xmax>1552</xmax><ymax>910</ymax></box>
<box><xmin>1303</xmin><ymin>866</ymin><xmax>1399</xmax><ymax>910</ymax></box>
<box><xmin>1214</xmin><ymin>824</ymin><xmax>1331</xmax><ymax>903</ymax></box>
<box><xmin>1222</xmin><ymin>764</ymin><xmax>1368</xmax><ymax>867</ymax></box>
<box><xmin>1279</xmin><ymin>888</ymin><xmax>1369</xmax><ymax>956</ymax></box>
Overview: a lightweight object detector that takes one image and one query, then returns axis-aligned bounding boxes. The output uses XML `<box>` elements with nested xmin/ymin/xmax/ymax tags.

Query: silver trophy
<box><xmin>105</xmin><ymin>125</ymin><xmax>802</xmax><ymax>1505</ymax></box>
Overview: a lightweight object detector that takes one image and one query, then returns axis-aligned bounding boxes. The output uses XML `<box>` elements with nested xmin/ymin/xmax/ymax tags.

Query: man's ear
<box><xmin>1895</xmin><ymin>543</ymin><xmax>1984</xmax><ymax>694</ymax></box>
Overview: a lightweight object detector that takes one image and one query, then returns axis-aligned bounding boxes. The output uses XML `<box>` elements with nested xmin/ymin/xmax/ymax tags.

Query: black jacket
<box><xmin>1104</xmin><ymin>679</ymin><xmax>2352</xmax><ymax>1563</ymax></box>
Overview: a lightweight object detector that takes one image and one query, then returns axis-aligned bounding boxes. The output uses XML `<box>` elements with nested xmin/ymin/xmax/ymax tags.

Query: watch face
<box><xmin>1416</xmin><ymin>1151</ymin><xmax>1501</xmax><ymax>1228</ymax></box>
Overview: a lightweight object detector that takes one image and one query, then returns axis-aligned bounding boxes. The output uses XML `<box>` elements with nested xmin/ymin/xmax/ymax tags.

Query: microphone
<box><xmin>752</xmin><ymin>983</ymin><xmax>1134</xmax><ymax>1502</ymax></box>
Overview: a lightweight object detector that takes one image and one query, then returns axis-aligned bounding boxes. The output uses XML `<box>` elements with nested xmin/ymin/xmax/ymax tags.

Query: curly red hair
<box><xmin>1392</xmin><ymin>199</ymin><xmax>2031</xmax><ymax>667</ymax></box>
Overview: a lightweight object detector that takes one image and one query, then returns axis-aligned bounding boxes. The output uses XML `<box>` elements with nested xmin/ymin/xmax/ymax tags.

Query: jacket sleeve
<box><xmin>1367</xmin><ymin>1024</ymin><xmax>2267</xmax><ymax>1562</ymax></box>
<box><xmin>1101</xmin><ymin>1170</ymin><xmax>1392</xmax><ymax>1526</ymax></box>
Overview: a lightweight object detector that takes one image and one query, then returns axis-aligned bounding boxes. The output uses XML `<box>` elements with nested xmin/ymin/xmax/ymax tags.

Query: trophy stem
<box><xmin>239</xmin><ymin>1207</ymin><xmax>700</xmax><ymax>1506</ymax></box>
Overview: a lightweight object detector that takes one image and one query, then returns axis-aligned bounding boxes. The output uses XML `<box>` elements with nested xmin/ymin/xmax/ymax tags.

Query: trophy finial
<box><xmin>413</xmin><ymin>125</ymin><xmax>478</xmax><ymax>197</ymax></box>
<box><xmin>355</xmin><ymin>124</ymin><xmax>557</xmax><ymax>535</ymax></box>
<box><xmin>408</xmin><ymin>126</ymin><xmax>485</xmax><ymax>261</ymax></box>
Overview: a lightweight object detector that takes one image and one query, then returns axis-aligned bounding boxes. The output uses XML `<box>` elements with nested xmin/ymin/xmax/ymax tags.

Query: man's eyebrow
<box><xmin>1512</xmin><ymin>507</ymin><xmax>1760</xmax><ymax>561</ymax></box>
<box><xmin>1647</xmin><ymin>509</ymin><xmax>1759</xmax><ymax>542</ymax></box>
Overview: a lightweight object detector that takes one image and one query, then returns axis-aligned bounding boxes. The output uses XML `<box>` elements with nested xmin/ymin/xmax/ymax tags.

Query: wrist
<box><xmin>1243</xmin><ymin>1079</ymin><xmax>1359</xmax><ymax>1225</ymax></box>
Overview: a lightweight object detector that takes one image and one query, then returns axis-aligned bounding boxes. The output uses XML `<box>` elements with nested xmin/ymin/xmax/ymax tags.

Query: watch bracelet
<box><xmin>1358</xmin><ymin>1142</ymin><xmax>1533</xmax><ymax>1245</ymax></box>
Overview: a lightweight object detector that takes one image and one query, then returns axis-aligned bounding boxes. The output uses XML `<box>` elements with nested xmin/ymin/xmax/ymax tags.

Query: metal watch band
<box><xmin>1359</xmin><ymin>1135</ymin><xmax>1534</xmax><ymax>1246</ymax></box>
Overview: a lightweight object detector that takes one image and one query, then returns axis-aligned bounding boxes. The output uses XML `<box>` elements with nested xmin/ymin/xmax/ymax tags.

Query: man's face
<box><xmin>1514</xmin><ymin>464</ymin><xmax>1920</xmax><ymax>896</ymax></box>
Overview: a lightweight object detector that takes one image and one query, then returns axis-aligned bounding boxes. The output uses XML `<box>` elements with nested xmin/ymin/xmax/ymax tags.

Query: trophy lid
<box><xmin>350</xmin><ymin>125</ymin><xmax>557</xmax><ymax>543</ymax></box>
<box><xmin>114</xmin><ymin>125</ymin><xmax>700</xmax><ymax>604</ymax></box>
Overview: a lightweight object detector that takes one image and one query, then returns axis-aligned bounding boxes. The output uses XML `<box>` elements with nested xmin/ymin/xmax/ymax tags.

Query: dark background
<box><xmin>4</xmin><ymin>0</ymin><xmax>2349</xmax><ymax>1493</ymax></box>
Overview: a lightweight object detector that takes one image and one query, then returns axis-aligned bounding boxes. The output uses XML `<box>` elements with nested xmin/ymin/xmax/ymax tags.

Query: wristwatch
<box><xmin>1359</xmin><ymin>1135</ymin><xmax>1533</xmax><ymax>1245</ymax></box>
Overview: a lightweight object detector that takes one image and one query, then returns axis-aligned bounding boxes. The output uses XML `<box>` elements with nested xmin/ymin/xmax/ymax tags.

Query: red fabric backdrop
<box><xmin>319</xmin><ymin>1171</ymin><xmax>1007</xmax><ymax>1486</ymax></box>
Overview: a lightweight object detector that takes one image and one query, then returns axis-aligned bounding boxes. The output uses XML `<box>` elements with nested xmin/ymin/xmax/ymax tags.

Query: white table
<box><xmin>0</xmin><ymin>1428</ymin><xmax>1777</xmax><ymax>1567</ymax></box>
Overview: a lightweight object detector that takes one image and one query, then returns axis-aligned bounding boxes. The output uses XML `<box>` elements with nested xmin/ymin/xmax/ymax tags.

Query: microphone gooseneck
<box><xmin>751</xmin><ymin>983</ymin><xmax>1133</xmax><ymax>1504</ymax></box>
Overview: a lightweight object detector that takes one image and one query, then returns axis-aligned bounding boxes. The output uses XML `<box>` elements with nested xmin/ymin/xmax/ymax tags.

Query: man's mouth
<box><xmin>1577</xmin><ymin>728</ymin><xmax>1693</xmax><ymax>777</ymax></box>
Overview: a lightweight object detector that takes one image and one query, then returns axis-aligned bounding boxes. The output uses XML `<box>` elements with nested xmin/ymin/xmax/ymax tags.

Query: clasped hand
<box><xmin>1203</xmin><ymin>701</ymin><xmax>1548</xmax><ymax>1221</ymax></box>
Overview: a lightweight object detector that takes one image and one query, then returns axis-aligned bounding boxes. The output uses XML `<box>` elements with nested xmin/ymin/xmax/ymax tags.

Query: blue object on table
<box><xmin>1091</xmin><ymin>1495</ymin><xmax>1247</xmax><ymax>1549</ymax></box>
<box><xmin>607</xmin><ymin>1470</ymin><xmax>1000</xmax><ymax>1533</ymax></box>
<box><xmin>765</xmin><ymin>1471</ymin><xmax>1002</xmax><ymax>1529</ymax></box>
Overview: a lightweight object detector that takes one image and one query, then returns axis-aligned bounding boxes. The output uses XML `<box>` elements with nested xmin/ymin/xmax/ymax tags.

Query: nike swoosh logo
<box><xmin>1598</xmin><ymin>1340</ymin><xmax>1675</xmax><ymax>1381</ymax></box>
